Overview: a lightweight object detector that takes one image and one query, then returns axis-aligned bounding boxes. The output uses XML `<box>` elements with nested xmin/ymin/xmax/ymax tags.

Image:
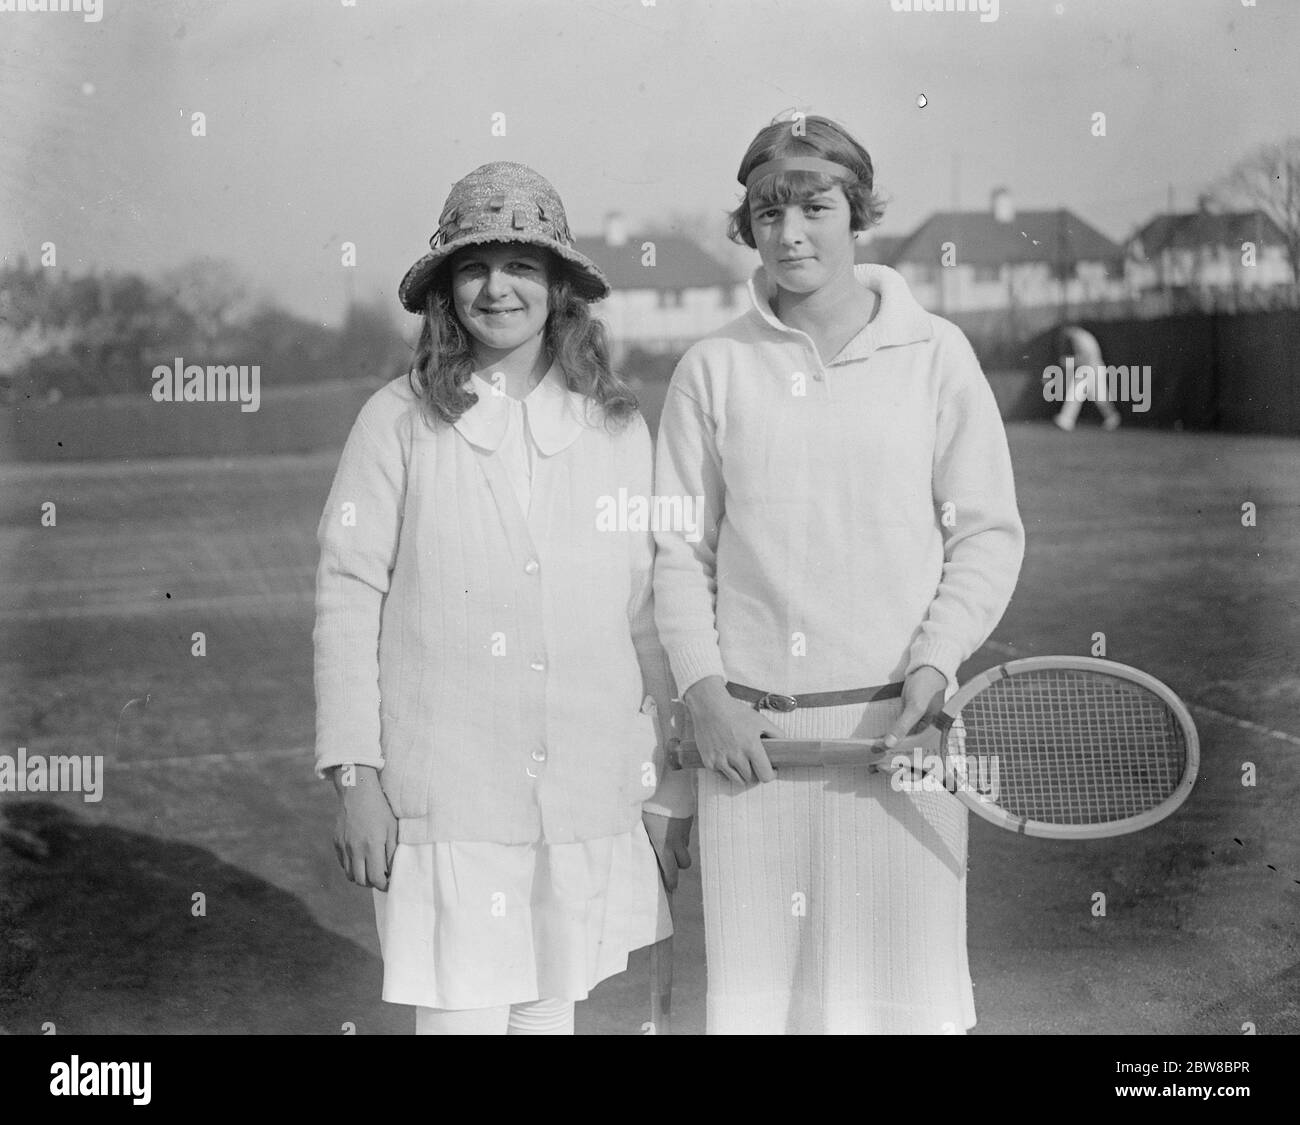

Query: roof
<box><xmin>1128</xmin><ymin>210</ymin><xmax>1287</xmax><ymax>258</ymax></box>
<box><xmin>855</xmin><ymin>234</ymin><xmax>909</xmax><ymax>267</ymax></box>
<box><xmin>572</xmin><ymin>233</ymin><xmax>736</xmax><ymax>291</ymax></box>
<box><xmin>880</xmin><ymin>209</ymin><xmax>1125</xmax><ymax>268</ymax></box>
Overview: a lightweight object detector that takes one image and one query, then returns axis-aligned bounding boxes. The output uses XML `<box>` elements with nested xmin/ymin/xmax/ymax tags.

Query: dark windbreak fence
<box><xmin>1003</xmin><ymin>309</ymin><xmax>1300</xmax><ymax>435</ymax></box>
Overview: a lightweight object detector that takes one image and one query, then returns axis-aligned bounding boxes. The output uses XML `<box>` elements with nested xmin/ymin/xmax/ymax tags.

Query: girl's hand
<box><xmin>643</xmin><ymin>811</ymin><xmax>693</xmax><ymax>893</ymax></box>
<box><xmin>882</xmin><ymin>665</ymin><xmax>949</xmax><ymax>748</ymax></box>
<box><xmin>331</xmin><ymin>765</ymin><xmax>399</xmax><ymax>891</ymax></box>
<box><xmin>683</xmin><ymin>677</ymin><xmax>783</xmax><ymax>784</ymax></box>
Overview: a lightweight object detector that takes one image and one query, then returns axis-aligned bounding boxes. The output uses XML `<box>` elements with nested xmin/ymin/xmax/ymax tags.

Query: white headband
<box><xmin>744</xmin><ymin>156</ymin><xmax>855</xmax><ymax>192</ymax></box>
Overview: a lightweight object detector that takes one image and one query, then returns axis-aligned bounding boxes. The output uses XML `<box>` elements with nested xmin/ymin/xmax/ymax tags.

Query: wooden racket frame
<box><xmin>669</xmin><ymin>656</ymin><xmax>1200</xmax><ymax>840</ymax></box>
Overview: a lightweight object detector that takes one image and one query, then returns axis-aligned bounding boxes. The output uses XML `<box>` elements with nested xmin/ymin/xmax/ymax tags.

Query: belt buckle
<box><xmin>757</xmin><ymin>692</ymin><xmax>798</xmax><ymax>713</ymax></box>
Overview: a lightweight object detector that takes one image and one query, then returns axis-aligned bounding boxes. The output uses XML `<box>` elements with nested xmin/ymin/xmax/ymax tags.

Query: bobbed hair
<box><xmin>727</xmin><ymin>115</ymin><xmax>887</xmax><ymax>248</ymax></box>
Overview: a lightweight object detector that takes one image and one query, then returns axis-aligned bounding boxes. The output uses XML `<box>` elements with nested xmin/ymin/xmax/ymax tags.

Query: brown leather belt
<box><xmin>726</xmin><ymin>681</ymin><xmax>904</xmax><ymax>712</ymax></box>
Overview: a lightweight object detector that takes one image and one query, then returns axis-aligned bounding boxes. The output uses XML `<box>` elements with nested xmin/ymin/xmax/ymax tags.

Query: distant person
<box><xmin>313</xmin><ymin>162</ymin><xmax>692</xmax><ymax>1035</ymax></box>
<box><xmin>1053</xmin><ymin>325</ymin><xmax>1121</xmax><ymax>431</ymax></box>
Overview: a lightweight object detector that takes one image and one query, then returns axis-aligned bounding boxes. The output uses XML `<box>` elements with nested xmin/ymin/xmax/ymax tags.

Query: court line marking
<box><xmin>106</xmin><ymin>745</ymin><xmax>311</xmax><ymax>770</ymax></box>
<box><xmin>2</xmin><ymin>563</ymin><xmax>316</xmax><ymax>597</ymax></box>
<box><xmin>1183</xmin><ymin>705</ymin><xmax>1300</xmax><ymax>748</ymax></box>
<box><xmin>983</xmin><ymin>639</ymin><xmax>1300</xmax><ymax>748</ymax></box>
<box><xmin>0</xmin><ymin>591</ymin><xmax>314</xmax><ymax>622</ymax></box>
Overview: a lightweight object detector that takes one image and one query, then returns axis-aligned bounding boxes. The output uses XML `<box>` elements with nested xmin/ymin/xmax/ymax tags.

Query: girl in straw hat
<box><xmin>313</xmin><ymin>161</ymin><xmax>693</xmax><ymax>1034</ymax></box>
<box><xmin>652</xmin><ymin>117</ymin><xmax>1024</xmax><ymax>1033</ymax></box>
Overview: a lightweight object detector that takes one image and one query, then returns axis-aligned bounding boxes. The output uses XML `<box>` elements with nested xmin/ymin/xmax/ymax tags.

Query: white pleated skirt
<box><xmin>372</xmin><ymin>821</ymin><xmax>673</xmax><ymax>1011</ymax></box>
<box><xmin>697</xmin><ymin>695</ymin><xmax>976</xmax><ymax>1035</ymax></box>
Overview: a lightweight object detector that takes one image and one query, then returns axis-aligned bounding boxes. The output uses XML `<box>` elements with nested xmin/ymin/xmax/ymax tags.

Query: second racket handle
<box><xmin>669</xmin><ymin>737</ymin><xmax>896</xmax><ymax>771</ymax></box>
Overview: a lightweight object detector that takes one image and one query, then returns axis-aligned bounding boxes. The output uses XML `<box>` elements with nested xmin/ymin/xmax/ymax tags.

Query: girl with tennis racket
<box><xmin>652</xmin><ymin>116</ymin><xmax>1025</xmax><ymax>1034</ymax></box>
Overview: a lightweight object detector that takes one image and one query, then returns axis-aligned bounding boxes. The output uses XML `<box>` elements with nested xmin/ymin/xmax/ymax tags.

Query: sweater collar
<box><xmin>747</xmin><ymin>262</ymin><xmax>933</xmax><ymax>361</ymax></box>
<box><xmin>453</xmin><ymin>363</ymin><xmax>589</xmax><ymax>455</ymax></box>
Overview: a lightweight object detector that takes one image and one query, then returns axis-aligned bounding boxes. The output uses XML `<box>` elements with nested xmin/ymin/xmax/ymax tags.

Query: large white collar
<box><xmin>452</xmin><ymin>364</ymin><xmax>591</xmax><ymax>455</ymax></box>
<box><xmin>747</xmin><ymin>262</ymin><xmax>934</xmax><ymax>356</ymax></box>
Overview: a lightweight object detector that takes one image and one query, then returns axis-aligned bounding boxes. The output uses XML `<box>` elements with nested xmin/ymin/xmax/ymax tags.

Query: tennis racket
<box><xmin>670</xmin><ymin>656</ymin><xmax>1199</xmax><ymax>839</ymax></box>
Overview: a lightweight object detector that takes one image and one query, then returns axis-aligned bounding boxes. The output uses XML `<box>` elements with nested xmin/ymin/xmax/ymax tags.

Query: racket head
<box><xmin>937</xmin><ymin>656</ymin><xmax>1199</xmax><ymax>839</ymax></box>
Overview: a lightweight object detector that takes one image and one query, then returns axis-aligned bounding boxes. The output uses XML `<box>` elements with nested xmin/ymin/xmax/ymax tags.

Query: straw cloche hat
<box><xmin>398</xmin><ymin>161</ymin><xmax>610</xmax><ymax>312</ymax></box>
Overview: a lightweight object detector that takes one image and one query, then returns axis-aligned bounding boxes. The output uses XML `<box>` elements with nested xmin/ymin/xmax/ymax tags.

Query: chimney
<box><xmin>603</xmin><ymin>211</ymin><xmax>629</xmax><ymax>248</ymax></box>
<box><xmin>991</xmin><ymin>186</ymin><xmax>1014</xmax><ymax>224</ymax></box>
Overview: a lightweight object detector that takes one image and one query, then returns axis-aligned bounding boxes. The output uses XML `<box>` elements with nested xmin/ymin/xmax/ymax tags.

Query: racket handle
<box><xmin>670</xmin><ymin>737</ymin><xmax>897</xmax><ymax>770</ymax></box>
<box><xmin>648</xmin><ymin>891</ymin><xmax>674</xmax><ymax>1035</ymax></box>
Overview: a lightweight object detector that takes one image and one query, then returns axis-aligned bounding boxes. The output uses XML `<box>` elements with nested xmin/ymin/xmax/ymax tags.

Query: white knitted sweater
<box><xmin>652</xmin><ymin>264</ymin><xmax>1024</xmax><ymax>698</ymax></box>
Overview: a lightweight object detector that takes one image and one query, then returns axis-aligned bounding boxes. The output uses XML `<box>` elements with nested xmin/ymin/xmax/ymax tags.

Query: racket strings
<box><xmin>958</xmin><ymin>670</ymin><xmax>1188</xmax><ymax>825</ymax></box>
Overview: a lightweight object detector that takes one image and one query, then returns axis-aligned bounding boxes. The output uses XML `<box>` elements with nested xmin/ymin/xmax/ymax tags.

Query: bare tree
<box><xmin>1212</xmin><ymin>137</ymin><xmax>1300</xmax><ymax>282</ymax></box>
<box><xmin>156</xmin><ymin>257</ymin><xmax>267</xmax><ymax>341</ymax></box>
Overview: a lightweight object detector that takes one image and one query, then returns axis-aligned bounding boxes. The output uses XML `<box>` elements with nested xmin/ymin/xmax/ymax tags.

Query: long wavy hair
<box><xmin>407</xmin><ymin>247</ymin><xmax>638</xmax><ymax>429</ymax></box>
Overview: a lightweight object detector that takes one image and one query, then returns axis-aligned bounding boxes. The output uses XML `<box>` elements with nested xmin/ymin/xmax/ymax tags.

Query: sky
<box><xmin>1</xmin><ymin>0</ymin><xmax>1297</xmax><ymax>325</ymax></box>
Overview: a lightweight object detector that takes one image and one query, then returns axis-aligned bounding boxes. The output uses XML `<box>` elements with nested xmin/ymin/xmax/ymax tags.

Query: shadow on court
<box><xmin>0</xmin><ymin>800</ymin><xmax>403</xmax><ymax>1035</ymax></box>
